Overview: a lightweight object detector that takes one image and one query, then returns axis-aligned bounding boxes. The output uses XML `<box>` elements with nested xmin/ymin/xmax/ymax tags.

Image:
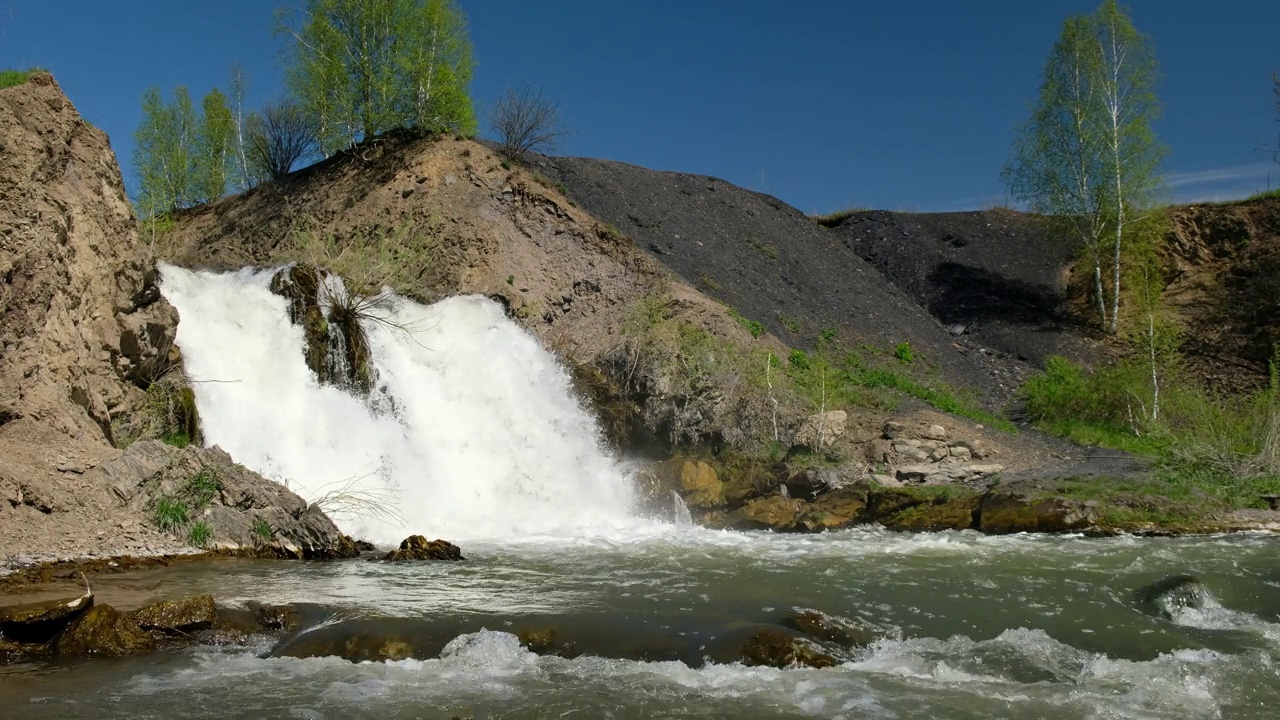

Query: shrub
<box><xmin>894</xmin><ymin>341</ymin><xmax>914</xmax><ymax>364</ymax></box>
<box><xmin>252</xmin><ymin>517</ymin><xmax>274</xmax><ymax>544</ymax></box>
<box><xmin>187</xmin><ymin>469</ymin><xmax>221</xmax><ymax>508</ymax></box>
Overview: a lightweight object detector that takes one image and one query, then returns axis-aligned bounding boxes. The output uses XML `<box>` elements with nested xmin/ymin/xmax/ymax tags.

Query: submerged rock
<box><xmin>131</xmin><ymin>595</ymin><xmax>216</xmax><ymax>635</ymax></box>
<box><xmin>738</xmin><ymin>626</ymin><xmax>838</xmax><ymax>669</ymax></box>
<box><xmin>782</xmin><ymin>609</ymin><xmax>884</xmax><ymax>649</ymax></box>
<box><xmin>0</xmin><ymin>591</ymin><xmax>93</xmax><ymax>644</ymax></box>
<box><xmin>0</xmin><ymin>637</ymin><xmax>51</xmax><ymax>664</ymax></box>
<box><xmin>1137</xmin><ymin>575</ymin><xmax>1213</xmax><ymax>620</ymax></box>
<box><xmin>54</xmin><ymin>604</ymin><xmax>155</xmax><ymax>657</ymax></box>
<box><xmin>384</xmin><ymin>535</ymin><xmax>464</xmax><ymax>561</ymax></box>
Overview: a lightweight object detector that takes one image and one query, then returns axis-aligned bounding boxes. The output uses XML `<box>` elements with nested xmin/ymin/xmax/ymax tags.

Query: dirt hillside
<box><xmin>0</xmin><ymin>74</ymin><xmax>355</xmax><ymax>568</ymax></box>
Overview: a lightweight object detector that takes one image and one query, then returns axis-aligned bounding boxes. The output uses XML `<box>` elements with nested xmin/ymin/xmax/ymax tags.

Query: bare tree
<box><xmin>489</xmin><ymin>85</ymin><xmax>567</xmax><ymax>161</ymax></box>
<box><xmin>245</xmin><ymin>101</ymin><xmax>318</xmax><ymax>181</ymax></box>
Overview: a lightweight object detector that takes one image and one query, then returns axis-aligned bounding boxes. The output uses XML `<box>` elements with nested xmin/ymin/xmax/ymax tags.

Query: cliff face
<box><xmin>0</xmin><ymin>74</ymin><xmax>354</xmax><ymax>567</ymax></box>
<box><xmin>0</xmin><ymin>72</ymin><xmax>176</xmax><ymax>445</ymax></box>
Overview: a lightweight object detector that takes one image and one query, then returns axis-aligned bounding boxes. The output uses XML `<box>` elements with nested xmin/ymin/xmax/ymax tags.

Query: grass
<box><xmin>153</xmin><ymin>498</ymin><xmax>189</xmax><ymax>532</ymax></box>
<box><xmin>728</xmin><ymin>308</ymin><xmax>765</xmax><ymax>338</ymax></box>
<box><xmin>187</xmin><ymin>521</ymin><xmax>214</xmax><ymax>548</ymax></box>
<box><xmin>893</xmin><ymin>341</ymin><xmax>914</xmax><ymax>364</ymax></box>
<box><xmin>810</xmin><ymin>207</ymin><xmax>870</xmax><ymax>228</ymax></box>
<box><xmin>746</xmin><ymin>237</ymin><xmax>779</xmax><ymax>260</ymax></box>
<box><xmin>699</xmin><ymin>274</ymin><xmax>722</xmax><ymax>291</ymax></box>
<box><xmin>776</xmin><ymin>314</ymin><xmax>803</xmax><ymax>334</ymax></box>
<box><xmin>1246</xmin><ymin>188</ymin><xmax>1280</xmax><ymax>202</ymax></box>
<box><xmin>187</xmin><ymin>469</ymin><xmax>221</xmax><ymax>508</ymax></box>
<box><xmin>252</xmin><ymin>517</ymin><xmax>274</xmax><ymax>544</ymax></box>
<box><xmin>0</xmin><ymin>67</ymin><xmax>44</xmax><ymax>90</ymax></box>
<box><xmin>162</xmin><ymin>432</ymin><xmax>191</xmax><ymax>449</ymax></box>
<box><xmin>1021</xmin><ymin>354</ymin><xmax>1280</xmax><ymax>511</ymax></box>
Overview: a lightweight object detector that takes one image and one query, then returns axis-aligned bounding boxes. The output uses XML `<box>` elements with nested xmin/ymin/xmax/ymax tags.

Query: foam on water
<box><xmin>160</xmin><ymin>265</ymin><xmax>645</xmax><ymax>544</ymax></box>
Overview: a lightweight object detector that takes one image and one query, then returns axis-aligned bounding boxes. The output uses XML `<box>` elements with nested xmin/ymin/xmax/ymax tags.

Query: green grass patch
<box><xmin>1246</xmin><ymin>188</ymin><xmax>1280</xmax><ymax>202</ymax></box>
<box><xmin>162</xmin><ymin>432</ymin><xmax>191</xmax><ymax>449</ymax></box>
<box><xmin>187</xmin><ymin>520</ymin><xmax>213</xmax><ymax>548</ymax></box>
<box><xmin>252</xmin><ymin>517</ymin><xmax>273</xmax><ymax>544</ymax></box>
<box><xmin>186</xmin><ymin>468</ymin><xmax>221</xmax><ymax>508</ymax></box>
<box><xmin>728</xmin><ymin>308</ymin><xmax>765</xmax><ymax>338</ymax></box>
<box><xmin>810</xmin><ymin>207</ymin><xmax>870</xmax><ymax>228</ymax></box>
<box><xmin>153</xmin><ymin>497</ymin><xmax>189</xmax><ymax>532</ymax></box>
<box><xmin>0</xmin><ymin>67</ymin><xmax>44</xmax><ymax>90</ymax></box>
<box><xmin>746</xmin><ymin>237</ymin><xmax>778</xmax><ymax>259</ymax></box>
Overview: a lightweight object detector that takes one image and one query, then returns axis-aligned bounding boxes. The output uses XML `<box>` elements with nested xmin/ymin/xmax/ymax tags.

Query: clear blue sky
<box><xmin>3</xmin><ymin>1</ymin><xmax>1278</xmax><ymax>212</ymax></box>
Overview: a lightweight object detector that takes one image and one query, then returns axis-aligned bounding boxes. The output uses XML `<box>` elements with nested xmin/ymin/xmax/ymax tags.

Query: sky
<box><xmin>2</xmin><ymin>1</ymin><xmax>1278</xmax><ymax>213</ymax></box>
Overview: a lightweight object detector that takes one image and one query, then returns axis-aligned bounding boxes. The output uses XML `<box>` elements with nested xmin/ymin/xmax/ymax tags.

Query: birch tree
<box><xmin>193</xmin><ymin>89</ymin><xmax>235</xmax><ymax>203</ymax></box>
<box><xmin>133</xmin><ymin>86</ymin><xmax>198</xmax><ymax>219</ymax></box>
<box><xmin>228</xmin><ymin>64</ymin><xmax>254</xmax><ymax>190</ymax></box>
<box><xmin>1004</xmin><ymin>0</ymin><xmax>1164</xmax><ymax>333</ymax></box>
<box><xmin>279</xmin><ymin>0</ymin><xmax>476</xmax><ymax>156</ymax></box>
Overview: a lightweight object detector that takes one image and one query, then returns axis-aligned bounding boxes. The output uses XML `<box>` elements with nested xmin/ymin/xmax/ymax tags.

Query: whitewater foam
<box><xmin>160</xmin><ymin>265</ymin><xmax>644</xmax><ymax>544</ymax></box>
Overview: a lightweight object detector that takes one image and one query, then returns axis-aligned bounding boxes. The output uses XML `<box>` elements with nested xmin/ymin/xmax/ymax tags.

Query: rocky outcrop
<box><xmin>54</xmin><ymin>604</ymin><xmax>155</xmax><ymax>657</ymax></box>
<box><xmin>131</xmin><ymin>595</ymin><xmax>216</xmax><ymax>635</ymax></box>
<box><xmin>383</xmin><ymin>535</ymin><xmax>464</xmax><ymax>561</ymax></box>
<box><xmin>93</xmin><ymin>440</ymin><xmax>359</xmax><ymax>558</ymax></box>
<box><xmin>0</xmin><ymin>590</ymin><xmax>93</xmax><ymax>643</ymax></box>
<box><xmin>978</xmin><ymin>492</ymin><xmax>1097</xmax><ymax>534</ymax></box>
<box><xmin>870</xmin><ymin>421</ymin><xmax>1004</xmax><ymax>486</ymax></box>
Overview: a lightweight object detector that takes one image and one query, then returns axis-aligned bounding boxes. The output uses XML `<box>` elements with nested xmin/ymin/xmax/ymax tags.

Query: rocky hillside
<box><xmin>0</xmin><ymin>74</ymin><xmax>357</xmax><ymax>568</ymax></box>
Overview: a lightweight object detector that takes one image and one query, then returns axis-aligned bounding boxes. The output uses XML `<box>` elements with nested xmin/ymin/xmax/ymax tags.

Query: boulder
<box><xmin>0</xmin><ymin>637</ymin><xmax>51</xmax><ymax>664</ymax></box>
<box><xmin>923</xmin><ymin>424</ymin><xmax>947</xmax><ymax>441</ymax></box>
<box><xmin>799</xmin><ymin>485</ymin><xmax>870</xmax><ymax>531</ymax></box>
<box><xmin>724</xmin><ymin>496</ymin><xmax>805</xmax><ymax>531</ymax></box>
<box><xmin>1137</xmin><ymin>575</ymin><xmax>1213</xmax><ymax>620</ymax></box>
<box><xmin>131</xmin><ymin>595</ymin><xmax>216</xmax><ymax>635</ymax></box>
<box><xmin>678</xmin><ymin>460</ymin><xmax>725</xmax><ymax>508</ymax></box>
<box><xmin>738</xmin><ymin>626</ymin><xmax>838</xmax><ymax>669</ymax></box>
<box><xmin>783</xmin><ymin>468</ymin><xmax>843</xmax><ymax>500</ymax></box>
<box><xmin>979</xmin><ymin>493</ymin><xmax>1097</xmax><ymax>534</ymax></box>
<box><xmin>878</xmin><ymin>494</ymin><xmax>979</xmax><ymax>532</ymax></box>
<box><xmin>865</xmin><ymin>438</ymin><xmax>893</xmax><ymax>464</ymax></box>
<box><xmin>782</xmin><ymin>609</ymin><xmax>884</xmax><ymax>649</ymax></box>
<box><xmin>0</xmin><ymin>591</ymin><xmax>93</xmax><ymax>644</ymax></box>
<box><xmin>54</xmin><ymin>604</ymin><xmax>155</xmax><ymax>657</ymax></box>
<box><xmin>793</xmin><ymin>411</ymin><xmax>847</xmax><ymax>449</ymax></box>
<box><xmin>384</xmin><ymin>535</ymin><xmax>464</xmax><ymax>561</ymax></box>
<box><xmin>882</xmin><ymin>421</ymin><xmax>906</xmax><ymax>440</ymax></box>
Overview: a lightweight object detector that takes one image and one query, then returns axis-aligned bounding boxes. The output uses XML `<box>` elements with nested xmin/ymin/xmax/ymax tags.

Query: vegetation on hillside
<box><xmin>0</xmin><ymin>67</ymin><xmax>44</xmax><ymax>90</ymax></box>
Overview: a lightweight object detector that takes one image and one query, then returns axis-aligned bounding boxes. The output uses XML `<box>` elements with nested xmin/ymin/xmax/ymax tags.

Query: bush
<box><xmin>894</xmin><ymin>342</ymin><xmax>914</xmax><ymax>364</ymax></box>
<box><xmin>153</xmin><ymin>498</ymin><xmax>189</xmax><ymax>532</ymax></box>
<box><xmin>187</xmin><ymin>520</ymin><xmax>213</xmax><ymax>548</ymax></box>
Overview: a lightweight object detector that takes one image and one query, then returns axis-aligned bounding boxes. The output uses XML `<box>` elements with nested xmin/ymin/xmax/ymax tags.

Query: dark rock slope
<box><xmin>532</xmin><ymin>155</ymin><xmax>1000</xmax><ymax>399</ymax></box>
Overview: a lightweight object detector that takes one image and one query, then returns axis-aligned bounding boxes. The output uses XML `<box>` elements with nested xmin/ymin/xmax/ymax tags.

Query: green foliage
<box><xmin>153</xmin><ymin>498</ymin><xmax>189</xmax><ymax>532</ymax></box>
<box><xmin>187</xmin><ymin>521</ymin><xmax>214</xmax><ymax>548</ymax></box>
<box><xmin>1003</xmin><ymin>0</ymin><xmax>1165</xmax><ymax>333</ymax></box>
<box><xmin>0</xmin><ymin>67</ymin><xmax>44</xmax><ymax>90</ymax></box>
<box><xmin>699</xmin><ymin>274</ymin><xmax>721</xmax><ymax>291</ymax></box>
<box><xmin>134</xmin><ymin>86</ymin><xmax>239</xmax><ymax>218</ymax></box>
<box><xmin>728</xmin><ymin>309</ymin><xmax>765</xmax><ymax>338</ymax></box>
<box><xmin>555</xmin><ymin>181</ymin><xmax>569</xmax><ymax>195</ymax></box>
<box><xmin>777</xmin><ymin>314</ymin><xmax>802</xmax><ymax>334</ymax></box>
<box><xmin>1022</xmin><ymin>354</ymin><xmax>1280</xmax><ymax>507</ymax></box>
<box><xmin>252</xmin><ymin>517</ymin><xmax>274</xmax><ymax>543</ymax></box>
<box><xmin>500</xmin><ymin>159</ymin><xmax>512</xmax><ymax>170</ymax></box>
<box><xmin>506</xmin><ymin>275</ymin><xmax>515</xmax><ymax>285</ymax></box>
<box><xmin>893</xmin><ymin>341</ymin><xmax>914</xmax><ymax>364</ymax></box>
<box><xmin>162</xmin><ymin>432</ymin><xmax>191</xmax><ymax>449</ymax></box>
<box><xmin>186</xmin><ymin>469</ymin><xmax>221</xmax><ymax>509</ymax></box>
<box><xmin>280</xmin><ymin>0</ymin><xmax>477</xmax><ymax>155</ymax></box>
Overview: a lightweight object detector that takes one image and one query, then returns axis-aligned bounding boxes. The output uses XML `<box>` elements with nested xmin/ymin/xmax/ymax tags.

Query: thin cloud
<box><xmin>1165</xmin><ymin>163</ymin><xmax>1275</xmax><ymax>189</ymax></box>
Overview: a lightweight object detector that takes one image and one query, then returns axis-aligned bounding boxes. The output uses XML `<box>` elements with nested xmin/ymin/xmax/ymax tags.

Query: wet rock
<box><xmin>516</xmin><ymin>627</ymin><xmax>579</xmax><ymax>658</ymax></box>
<box><xmin>0</xmin><ymin>637</ymin><xmax>51</xmax><ymax>663</ymax></box>
<box><xmin>784</xmin><ymin>468</ymin><xmax>843</xmax><ymax>500</ymax></box>
<box><xmin>724</xmin><ymin>495</ymin><xmax>804</xmax><ymax>531</ymax></box>
<box><xmin>249</xmin><ymin>602</ymin><xmax>301</xmax><ymax>632</ymax></box>
<box><xmin>738</xmin><ymin>626</ymin><xmax>838</xmax><ymax>669</ymax></box>
<box><xmin>54</xmin><ymin>604</ymin><xmax>155</xmax><ymax>657</ymax></box>
<box><xmin>979</xmin><ymin>493</ymin><xmax>1097</xmax><ymax>534</ymax></box>
<box><xmin>798</xmin><ymin>485</ymin><xmax>870</xmax><ymax>531</ymax></box>
<box><xmin>131</xmin><ymin>595</ymin><xmax>216</xmax><ymax>635</ymax></box>
<box><xmin>1137</xmin><ymin>575</ymin><xmax>1213</xmax><ymax>620</ymax></box>
<box><xmin>782</xmin><ymin>609</ymin><xmax>884</xmax><ymax>648</ymax></box>
<box><xmin>384</xmin><ymin>535</ymin><xmax>464</xmax><ymax>561</ymax></box>
<box><xmin>268</xmin><ymin>618</ymin><xmax>451</xmax><ymax>662</ymax></box>
<box><xmin>677</xmin><ymin>460</ymin><xmax>725</xmax><ymax>508</ymax></box>
<box><xmin>878</xmin><ymin>493</ymin><xmax>979</xmax><ymax>532</ymax></box>
<box><xmin>0</xmin><ymin>591</ymin><xmax>93</xmax><ymax>644</ymax></box>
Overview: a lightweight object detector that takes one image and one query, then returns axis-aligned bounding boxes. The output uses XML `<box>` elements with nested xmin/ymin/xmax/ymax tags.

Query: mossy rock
<box><xmin>0</xmin><ymin>592</ymin><xmax>93</xmax><ymax>644</ymax></box>
<box><xmin>54</xmin><ymin>604</ymin><xmax>155</xmax><ymax>657</ymax></box>
<box><xmin>131</xmin><ymin>595</ymin><xmax>216</xmax><ymax>635</ymax></box>
<box><xmin>979</xmin><ymin>492</ymin><xmax>1098</xmax><ymax>534</ymax></box>
<box><xmin>724</xmin><ymin>495</ymin><xmax>805</xmax><ymax>531</ymax></box>
<box><xmin>738</xmin><ymin>626</ymin><xmax>838</xmax><ymax>669</ymax></box>
<box><xmin>383</xmin><ymin>535</ymin><xmax>464</xmax><ymax>561</ymax></box>
<box><xmin>799</xmin><ymin>484</ymin><xmax>872</xmax><ymax>531</ymax></box>
<box><xmin>879</xmin><ymin>493</ymin><xmax>980</xmax><ymax>532</ymax></box>
<box><xmin>782</xmin><ymin>609</ymin><xmax>884</xmax><ymax>649</ymax></box>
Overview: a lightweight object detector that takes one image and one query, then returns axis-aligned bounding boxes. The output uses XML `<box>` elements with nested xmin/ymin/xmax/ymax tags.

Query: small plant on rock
<box><xmin>251</xmin><ymin>517</ymin><xmax>274</xmax><ymax>544</ymax></box>
<box><xmin>153</xmin><ymin>497</ymin><xmax>189</xmax><ymax>532</ymax></box>
<box><xmin>186</xmin><ymin>468</ymin><xmax>221</xmax><ymax>508</ymax></box>
<box><xmin>187</xmin><ymin>520</ymin><xmax>213</xmax><ymax>548</ymax></box>
<box><xmin>894</xmin><ymin>341</ymin><xmax>914</xmax><ymax>364</ymax></box>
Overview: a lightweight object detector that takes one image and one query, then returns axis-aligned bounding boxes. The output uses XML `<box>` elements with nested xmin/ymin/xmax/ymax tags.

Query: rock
<box><xmin>948</xmin><ymin>445</ymin><xmax>972</xmax><ymax>462</ymax></box>
<box><xmin>248</xmin><ymin>602</ymin><xmax>301</xmax><ymax>632</ymax></box>
<box><xmin>793</xmin><ymin>410</ymin><xmax>848</xmax><ymax>449</ymax></box>
<box><xmin>928</xmin><ymin>448</ymin><xmax>949</xmax><ymax>462</ymax></box>
<box><xmin>131</xmin><ymin>595</ymin><xmax>216</xmax><ymax>635</ymax></box>
<box><xmin>54</xmin><ymin>604</ymin><xmax>155</xmax><ymax>657</ymax></box>
<box><xmin>0</xmin><ymin>637</ymin><xmax>51</xmax><ymax>663</ymax></box>
<box><xmin>724</xmin><ymin>496</ymin><xmax>805</xmax><ymax>531</ymax></box>
<box><xmin>784</xmin><ymin>468</ymin><xmax>843</xmax><ymax>500</ymax></box>
<box><xmin>0</xmin><ymin>591</ymin><xmax>93</xmax><ymax>644</ymax></box>
<box><xmin>949</xmin><ymin>439</ymin><xmax>987</xmax><ymax>459</ymax></box>
<box><xmin>979</xmin><ymin>493</ymin><xmax>1097</xmax><ymax>534</ymax></box>
<box><xmin>882</xmin><ymin>421</ymin><xmax>906</xmax><ymax>439</ymax></box>
<box><xmin>878</xmin><ymin>493</ymin><xmax>979</xmax><ymax>532</ymax></box>
<box><xmin>799</xmin><ymin>485</ymin><xmax>871</xmax><ymax>531</ymax></box>
<box><xmin>872</xmin><ymin>473</ymin><xmax>902</xmax><ymax>488</ymax></box>
<box><xmin>923</xmin><ymin>424</ymin><xmax>947</xmax><ymax>441</ymax></box>
<box><xmin>383</xmin><ymin>535</ymin><xmax>464</xmax><ymax>561</ymax></box>
<box><xmin>677</xmin><ymin>460</ymin><xmax>725</xmax><ymax>508</ymax></box>
<box><xmin>894</xmin><ymin>465</ymin><xmax>934</xmax><ymax>483</ymax></box>
<box><xmin>738</xmin><ymin>626</ymin><xmax>838</xmax><ymax>669</ymax></box>
<box><xmin>268</xmin><ymin>619</ymin><xmax>425</xmax><ymax>663</ymax></box>
<box><xmin>966</xmin><ymin>463</ymin><xmax>1004</xmax><ymax>476</ymax></box>
<box><xmin>865</xmin><ymin>438</ymin><xmax>893</xmax><ymax>464</ymax></box>
<box><xmin>1137</xmin><ymin>575</ymin><xmax>1213</xmax><ymax>620</ymax></box>
<box><xmin>782</xmin><ymin>609</ymin><xmax>884</xmax><ymax>648</ymax></box>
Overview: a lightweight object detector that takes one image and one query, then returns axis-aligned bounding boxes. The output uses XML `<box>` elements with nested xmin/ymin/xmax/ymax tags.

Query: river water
<box><xmin>2</xmin><ymin>528</ymin><xmax>1278</xmax><ymax>719</ymax></box>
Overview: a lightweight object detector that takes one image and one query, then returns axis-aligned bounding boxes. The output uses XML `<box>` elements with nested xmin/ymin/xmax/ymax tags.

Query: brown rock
<box><xmin>979</xmin><ymin>493</ymin><xmax>1097</xmax><ymax>534</ymax></box>
<box><xmin>678</xmin><ymin>460</ymin><xmax>725</xmax><ymax>508</ymax></box>
<box><xmin>54</xmin><ymin>604</ymin><xmax>155</xmax><ymax>657</ymax></box>
<box><xmin>799</xmin><ymin>485</ymin><xmax>870</xmax><ymax>531</ymax></box>
<box><xmin>725</xmin><ymin>496</ymin><xmax>805</xmax><ymax>531</ymax></box>
<box><xmin>793</xmin><ymin>410</ymin><xmax>848</xmax><ymax>449</ymax></box>
<box><xmin>879</xmin><ymin>494</ymin><xmax>979</xmax><ymax>532</ymax></box>
<box><xmin>782</xmin><ymin>609</ymin><xmax>884</xmax><ymax>648</ymax></box>
<box><xmin>0</xmin><ymin>591</ymin><xmax>93</xmax><ymax>644</ymax></box>
<box><xmin>131</xmin><ymin>595</ymin><xmax>216</xmax><ymax>635</ymax></box>
<box><xmin>739</xmin><ymin>626</ymin><xmax>837</xmax><ymax>669</ymax></box>
<box><xmin>383</xmin><ymin>535</ymin><xmax>465</xmax><ymax>561</ymax></box>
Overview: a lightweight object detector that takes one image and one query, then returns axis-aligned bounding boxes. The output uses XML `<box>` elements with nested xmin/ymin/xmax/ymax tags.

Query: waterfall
<box><xmin>159</xmin><ymin>265</ymin><xmax>643</xmax><ymax>545</ymax></box>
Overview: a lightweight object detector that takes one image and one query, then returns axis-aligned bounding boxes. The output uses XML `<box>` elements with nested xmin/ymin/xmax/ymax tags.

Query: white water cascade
<box><xmin>159</xmin><ymin>265</ymin><xmax>645</xmax><ymax>545</ymax></box>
